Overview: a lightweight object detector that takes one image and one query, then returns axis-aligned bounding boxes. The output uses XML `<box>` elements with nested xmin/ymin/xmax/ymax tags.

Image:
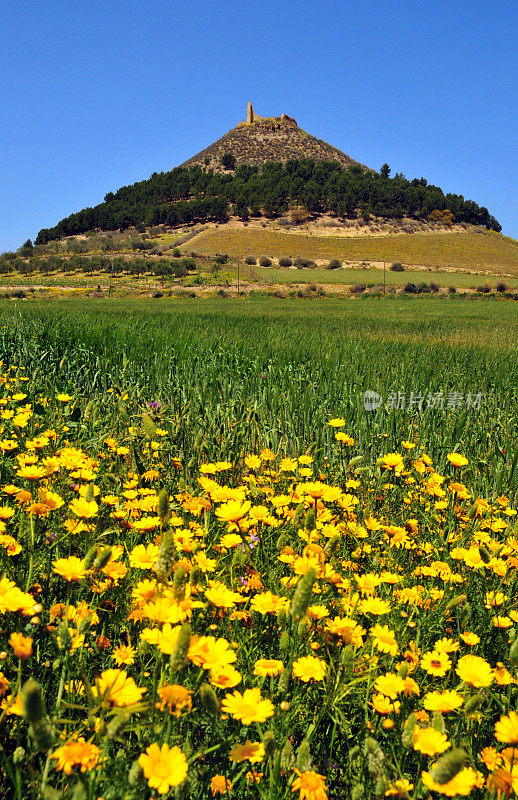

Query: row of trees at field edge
<box><xmin>0</xmin><ymin>255</ymin><xmax>197</xmax><ymax>278</ymax></box>
<box><xmin>35</xmin><ymin>160</ymin><xmax>501</xmax><ymax>244</ymax></box>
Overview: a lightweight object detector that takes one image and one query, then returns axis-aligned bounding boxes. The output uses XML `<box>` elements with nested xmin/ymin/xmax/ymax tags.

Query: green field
<box><xmin>0</xmin><ymin>297</ymin><xmax>516</xmax><ymax>494</ymax></box>
<box><xmin>186</xmin><ymin>227</ymin><xmax>518</xmax><ymax>274</ymax></box>
<box><xmin>1</xmin><ymin>296</ymin><xmax>518</xmax><ymax>800</ymax></box>
<box><xmin>253</xmin><ymin>266</ymin><xmax>518</xmax><ymax>289</ymax></box>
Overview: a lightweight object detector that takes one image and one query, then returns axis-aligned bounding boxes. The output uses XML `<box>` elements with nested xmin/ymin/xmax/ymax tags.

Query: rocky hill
<box><xmin>181</xmin><ymin>102</ymin><xmax>369</xmax><ymax>171</ymax></box>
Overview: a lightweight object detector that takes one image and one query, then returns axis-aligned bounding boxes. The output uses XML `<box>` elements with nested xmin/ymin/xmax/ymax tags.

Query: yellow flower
<box><xmin>205</xmin><ymin>581</ymin><xmax>243</xmax><ymax>609</ymax></box>
<box><xmin>421</xmin><ymin>767</ymin><xmax>478</xmax><ymax>796</ymax></box>
<box><xmin>455</xmin><ymin>654</ymin><xmax>493</xmax><ymax>687</ymax></box>
<box><xmin>156</xmin><ymin>684</ymin><xmax>192</xmax><ymax>717</ymax></box>
<box><xmin>385</xmin><ymin>779</ymin><xmax>413</xmax><ymax>797</ymax></box>
<box><xmin>335</xmin><ymin>433</ymin><xmax>354</xmax><ymax>445</ymax></box>
<box><xmin>229</xmin><ymin>740</ymin><xmax>265</xmax><ymax>763</ymax></box>
<box><xmin>371</xmin><ymin>625</ymin><xmax>398</xmax><ymax>656</ymax></box>
<box><xmin>245</xmin><ymin>455</ymin><xmax>262</xmax><ymax>470</ymax></box>
<box><xmin>495</xmin><ymin>711</ymin><xmax>518</xmax><ymax>744</ymax></box>
<box><xmin>412</xmin><ymin>727</ymin><xmax>450</xmax><ymax>756</ymax></box>
<box><xmin>52</xmin><ymin>557</ymin><xmax>86</xmax><ymax>583</ymax></box>
<box><xmin>374</xmin><ymin>673</ymin><xmax>405</xmax><ymax>699</ymax></box>
<box><xmin>420</xmin><ymin>650</ymin><xmax>452</xmax><ymax>677</ymax></box>
<box><xmin>188</xmin><ymin>636</ymin><xmax>236</xmax><ymax>671</ymax></box>
<box><xmin>57</xmin><ymin>393</ymin><xmax>73</xmax><ymax>402</ymax></box>
<box><xmin>327</xmin><ymin>418</ymin><xmax>345</xmax><ymax>427</ymax></box>
<box><xmin>210</xmin><ymin>775</ymin><xmax>233</xmax><ymax>795</ymax></box>
<box><xmin>220</xmin><ymin>688</ymin><xmax>274</xmax><ymax>724</ymax></box>
<box><xmin>111</xmin><ymin>644</ymin><xmax>135</xmax><ymax>666</ymax></box>
<box><xmin>378</xmin><ymin>453</ymin><xmax>404</xmax><ymax>472</ymax></box>
<box><xmin>423</xmin><ymin>690</ymin><xmax>463</xmax><ymax>713</ymax></box>
<box><xmin>51</xmin><ymin>739</ymin><xmax>100</xmax><ymax>774</ymax></box>
<box><xmin>292</xmin><ymin>656</ymin><xmax>326</xmax><ymax>682</ymax></box>
<box><xmin>138</xmin><ymin>742</ymin><xmax>188</xmax><ymax>794</ymax></box>
<box><xmin>253</xmin><ymin>659</ymin><xmax>284</xmax><ymax>677</ymax></box>
<box><xmin>92</xmin><ymin>669</ymin><xmax>146</xmax><ymax>707</ymax></box>
<box><xmin>291</xmin><ymin>768</ymin><xmax>328</xmax><ymax>800</ymax></box>
<box><xmin>69</xmin><ymin>498</ymin><xmax>99</xmax><ymax>519</ymax></box>
<box><xmin>447</xmin><ymin>453</ymin><xmax>469</xmax><ymax>468</ymax></box>
<box><xmin>251</xmin><ymin>591</ymin><xmax>289</xmax><ymax>615</ymax></box>
<box><xmin>215</xmin><ymin>500</ymin><xmax>251</xmax><ymax>523</ymax></box>
<box><xmin>9</xmin><ymin>632</ymin><xmax>33</xmax><ymax>660</ymax></box>
<box><xmin>16</xmin><ymin>465</ymin><xmax>47</xmax><ymax>481</ymax></box>
<box><xmin>209</xmin><ymin>664</ymin><xmax>242</xmax><ymax>689</ymax></box>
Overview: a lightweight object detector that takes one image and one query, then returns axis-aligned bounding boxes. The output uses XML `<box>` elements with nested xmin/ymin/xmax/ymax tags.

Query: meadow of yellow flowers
<box><xmin>0</xmin><ymin>364</ymin><xmax>518</xmax><ymax>799</ymax></box>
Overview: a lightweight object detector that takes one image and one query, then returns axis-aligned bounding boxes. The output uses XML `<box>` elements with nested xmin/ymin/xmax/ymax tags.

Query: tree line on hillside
<box><xmin>35</xmin><ymin>160</ymin><xmax>501</xmax><ymax>244</ymax></box>
<box><xmin>0</xmin><ymin>254</ymin><xmax>198</xmax><ymax>279</ymax></box>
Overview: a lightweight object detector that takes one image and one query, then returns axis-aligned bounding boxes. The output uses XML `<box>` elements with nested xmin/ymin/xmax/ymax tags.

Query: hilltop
<box><xmin>31</xmin><ymin>102</ymin><xmax>501</xmax><ymax>246</ymax></box>
<box><xmin>181</xmin><ymin>102</ymin><xmax>369</xmax><ymax>171</ymax></box>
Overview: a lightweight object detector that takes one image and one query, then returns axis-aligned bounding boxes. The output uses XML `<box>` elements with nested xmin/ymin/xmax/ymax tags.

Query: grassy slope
<box><xmin>253</xmin><ymin>267</ymin><xmax>518</xmax><ymax>289</ymax></box>
<box><xmin>184</xmin><ymin>228</ymin><xmax>518</xmax><ymax>274</ymax></box>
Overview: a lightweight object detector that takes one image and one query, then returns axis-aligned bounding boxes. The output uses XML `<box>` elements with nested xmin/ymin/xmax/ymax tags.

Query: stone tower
<box><xmin>247</xmin><ymin>101</ymin><xmax>254</xmax><ymax>124</ymax></box>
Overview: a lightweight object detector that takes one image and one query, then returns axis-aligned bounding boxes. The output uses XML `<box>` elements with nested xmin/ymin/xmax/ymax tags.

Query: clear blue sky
<box><xmin>1</xmin><ymin>0</ymin><xmax>517</xmax><ymax>251</ymax></box>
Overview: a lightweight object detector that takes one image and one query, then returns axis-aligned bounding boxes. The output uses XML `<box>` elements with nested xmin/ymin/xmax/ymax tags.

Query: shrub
<box><xmin>294</xmin><ymin>257</ymin><xmax>316</xmax><ymax>269</ymax></box>
<box><xmin>172</xmin><ymin>248</ymin><xmax>181</xmax><ymax>258</ymax></box>
<box><xmin>351</xmin><ymin>284</ymin><xmax>366</xmax><ymax>294</ymax></box>
<box><xmin>418</xmin><ymin>282</ymin><xmax>431</xmax><ymax>293</ymax></box>
<box><xmin>215</xmin><ymin>254</ymin><xmax>229</xmax><ymax>265</ymax></box>
<box><xmin>152</xmin><ymin>292</ymin><xmax>163</xmax><ymax>298</ymax></box>
<box><xmin>327</xmin><ymin>259</ymin><xmax>341</xmax><ymax>270</ymax></box>
<box><xmin>496</xmin><ymin>281</ymin><xmax>508</xmax><ymax>292</ymax></box>
<box><xmin>404</xmin><ymin>282</ymin><xmax>419</xmax><ymax>294</ymax></box>
<box><xmin>449</xmin><ymin>286</ymin><xmax>456</xmax><ymax>294</ymax></box>
<box><xmin>259</xmin><ymin>256</ymin><xmax>272</xmax><ymax>267</ymax></box>
<box><xmin>429</xmin><ymin>281</ymin><xmax>440</xmax><ymax>293</ymax></box>
<box><xmin>278</xmin><ymin>257</ymin><xmax>293</xmax><ymax>268</ymax></box>
<box><xmin>244</xmin><ymin>256</ymin><xmax>256</xmax><ymax>265</ymax></box>
<box><xmin>390</xmin><ymin>262</ymin><xmax>404</xmax><ymax>272</ymax></box>
<box><xmin>476</xmin><ymin>285</ymin><xmax>491</xmax><ymax>294</ymax></box>
<box><xmin>221</xmin><ymin>153</ymin><xmax>236</xmax><ymax>170</ymax></box>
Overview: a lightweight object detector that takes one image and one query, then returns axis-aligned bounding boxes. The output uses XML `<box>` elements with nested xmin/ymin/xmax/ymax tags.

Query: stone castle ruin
<box><xmin>240</xmin><ymin>101</ymin><xmax>297</xmax><ymax>130</ymax></box>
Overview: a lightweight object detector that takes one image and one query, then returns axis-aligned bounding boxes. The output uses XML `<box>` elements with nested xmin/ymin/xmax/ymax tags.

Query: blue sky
<box><xmin>1</xmin><ymin>0</ymin><xmax>517</xmax><ymax>251</ymax></box>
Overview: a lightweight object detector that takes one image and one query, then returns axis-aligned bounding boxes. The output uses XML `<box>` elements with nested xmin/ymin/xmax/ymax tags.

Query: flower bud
<box><xmin>142</xmin><ymin>412</ymin><xmax>157</xmax><ymax>438</ymax></box>
<box><xmin>402</xmin><ymin>712</ymin><xmax>416</xmax><ymax>749</ymax></box>
<box><xmin>93</xmin><ymin>546</ymin><xmax>112</xmax><ymax>572</ymax></box>
<box><xmin>170</xmin><ymin>623</ymin><xmax>191</xmax><ymax>671</ymax></box>
<box><xmin>128</xmin><ymin>759</ymin><xmax>144</xmax><ymax>787</ymax></box>
<box><xmin>324</xmin><ymin>535</ymin><xmax>340</xmax><ymax>558</ymax></box>
<box><xmin>280</xmin><ymin>739</ymin><xmax>294</xmax><ymax>770</ymax></box>
<box><xmin>297</xmin><ymin>618</ymin><xmax>311</xmax><ymax>641</ymax></box>
<box><xmin>431</xmin><ymin>749</ymin><xmax>467</xmax><ymax>785</ymax></box>
<box><xmin>13</xmin><ymin>746</ymin><xmax>25</xmax><ymax>765</ymax></box>
<box><xmin>82</xmin><ymin>545</ymin><xmax>98</xmax><ymax>571</ymax></box>
<box><xmin>510</xmin><ymin>636</ymin><xmax>518</xmax><ymax>667</ymax></box>
<box><xmin>296</xmin><ymin>739</ymin><xmax>311</xmax><ymax>771</ymax></box>
<box><xmin>156</xmin><ymin>531</ymin><xmax>175</xmax><ymax>582</ymax></box>
<box><xmin>262</xmin><ymin>731</ymin><xmax>276</xmax><ymax>758</ymax></box>
<box><xmin>279</xmin><ymin>631</ymin><xmax>290</xmax><ymax>659</ymax></box>
<box><xmin>31</xmin><ymin>718</ymin><xmax>53</xmax><ymax>753</ymax></box>
<box><xmin>200</xmin><ymin>683</ymin><xmax>219</xmax><ymax>716</ymax></box>
<box><xmin>157</xmin><ymin>488</ymin><xmax>169</xmax><ymax>523</ymax></box>
<box><xmin>22</xmin><ymin>679</ymin><xmax>44</xmax><ymax>724</ymax></box>
<box><xmin>290</xmin><ymin>567</ymin><xmax>316</xmax><ymax>623</ymax></box>
<box><xmin>305</xmin><ymin>508</ymin><xmax>316</xmax><ymax>532</ymax></box>
<box><xmin>277</xmin><ymin>667</ymin><xmax>290</xmax><ymax>696</ymax></box>
<box><xmin>173</xmin><ymin>565</ymin><xmax>187</xmax><ymax>601</ymax></box>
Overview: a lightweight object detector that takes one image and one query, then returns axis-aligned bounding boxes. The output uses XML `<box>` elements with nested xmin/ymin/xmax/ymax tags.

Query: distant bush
<box><xmin>215</xmin><ymin>254</ymin><xmax>229</xmax><ymax>264</ymax></box>
<box><xmin>278</xmin><ymin>257</ymin><xmax>293</xmax><ymax>267</ymax></box>
<box><xmin>259</xmin><ymin>256</ymin><xmax>272</xmax><ymax>267</ymax></box>
<box><xmin>351</xmin><ymin>284</ymin><xmax>366</xmax><ymax>294</ymax></box>
<box><xmin>221</xmin><ymin>153</ymin><xmax>236</xmax><ymax>170</ymax></box>
<box><xmin>152</xmin><ymin>292</ymin><xmax>163</xmax><ymax>298</ymax></box>
<box><xmin>294</xmin><ymin>257</ymin><xmax>316</xmax><ymax>269</ymax></box>
<box><xmin>476</xmin><ymin>285</ymin><xmax>491</xmax><ymax>294</ymax></box>
<box><xmin>327</xmin><ymin>259</ymin><xmax>341</xmax><ymax>270</ymax></box>
<box><xmin>496</xmin><ymin>281</ymin><xmax>508</xmax><ymax>292</ymax></box>
<box><xmin>418</xmin><ymin>282</ymin><xmax>431</xmax><ymax>293</ymax></box>
<box><xmin>390</xmin><ymin>262</ymin><xmax>404</xmax><ymax>272</ymax></box>
<box><xmin>172</xmin><ymin>248</ymin><xmax>181</xmax><ymax>258</ymax></box>
<box><xmin>429</xmin><ymin>281</ymin><xmax>440</xmax><ymax>293</ymax></box>
<box><xmin>244</xmin><ymin>256</ymin><xmax>256</xmax><ymax>265</ymax></box>
<box><xmin>449</xmin><ymin>286</ymin><xmax>456</xmax><ymax>294</ymax></box>
<box><xmin>404</xmin><ymin>282</ymin><xmax>419</xmax><ymax>294</ymax></box>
